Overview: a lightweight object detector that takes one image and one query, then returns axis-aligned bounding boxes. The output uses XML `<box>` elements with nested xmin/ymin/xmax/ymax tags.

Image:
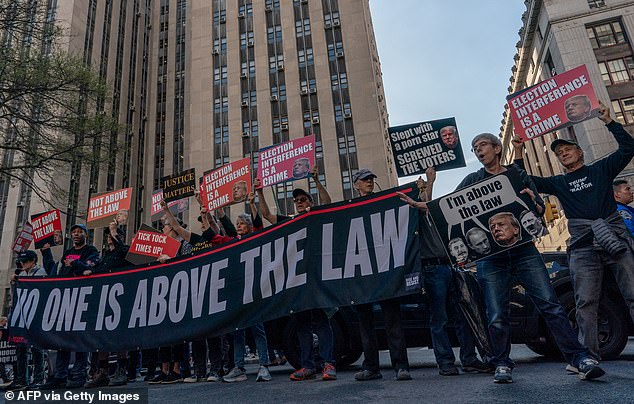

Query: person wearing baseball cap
<box><xmin>513</xmin><ymin>102</ymin><xmax>634</xmax><ymax>365</ymax></box>
<box><xmin>352</xmin><ymin>168</ymin><xmax>377</xmax><ymax>198</ymax></box>
<box><xmin>254</xmin><ymin>165</ymin><xmax>336</xmax><ymax>382</ymax></box>
<box><xmin>7</xmin><ymin>250</ymin><xmax>47</xmax><ymax>391</ymax></box>
<box><xmin>255</xmin><ymin>165</ymin><xmax>331</xmax><ymax>225</ymax></box>
<box><xmin>351</xmin><ymin>168</ymin><xmax>411</xmax><ymax>381</ymax></box>
<box><xmin>39</xmin><ymin>222</ymin><xmax>99</xmax><ymax>390</ymax></box>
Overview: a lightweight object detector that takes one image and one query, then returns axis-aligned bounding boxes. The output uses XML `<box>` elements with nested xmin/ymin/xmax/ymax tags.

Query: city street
<box><xmin>138</xmin><ymin>339</ymin><xmax>634</xmax><ymax>404</ymax></box>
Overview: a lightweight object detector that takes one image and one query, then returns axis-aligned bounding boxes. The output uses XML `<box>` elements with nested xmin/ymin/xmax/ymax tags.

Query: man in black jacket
<box><xmin>40</xmin><ymin>223</ymin><xmax>99</xmax><ymax>389</ymax></box>
<box><xmin>513</xmin><ymin>104</ymin><xmax>634</xmax><ymax>361</ymax></box>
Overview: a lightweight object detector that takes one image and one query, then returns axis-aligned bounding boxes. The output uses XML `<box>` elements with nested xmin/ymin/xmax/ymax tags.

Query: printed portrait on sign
<box><xmin>520</xmin><ymin>210</ymin><xmax>548</xmax><ymax>238</ymax></box>
<box><xmin>292</xmin><ymin>157</ymin><xmax>311</xmax><ymax>179</ymax></box>
<box><xmin>465</xmin><ymin>227</ymin><xmax>491</xmax><ymax>255</ymax></box>
<box><xmin>440</xmin><ymin>125</ymin><xmax>460</xmax><ymax>150</ymax></box>
<box><xmin>448</xmin><ymin>237</ymin><xmax>469</xmax><ymax>264</ymax></box>
<box><xmin>564</xmin><ymin>94</ymin><xmax>592</xmax><ymax>123</ymax></box>
<box><xmin>232</xmin><ymin>180</ymin><xmax>248</xmax><ymax>203</ymax></box>
<box><xmin>488</xmin><ymin>212</ymin><xmax>522</xmax><ymax>247</ymax></box>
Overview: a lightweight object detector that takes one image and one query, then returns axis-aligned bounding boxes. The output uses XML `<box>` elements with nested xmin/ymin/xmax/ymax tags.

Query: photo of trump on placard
<box><xmin>488</xmin><ymin>212</ymin><xmax>522</xmax><ymax>248</ymax></box>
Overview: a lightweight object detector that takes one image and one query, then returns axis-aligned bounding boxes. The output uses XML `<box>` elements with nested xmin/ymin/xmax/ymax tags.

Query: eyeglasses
<box><xmin>293</xmin><ymin>197</ymin><xmax>309</xmax><ymax>203</ymax></box>
<box><xmin>471</xmin><ymin>141</ymin><xmax>492</xmax><ymax>153</ymax></box>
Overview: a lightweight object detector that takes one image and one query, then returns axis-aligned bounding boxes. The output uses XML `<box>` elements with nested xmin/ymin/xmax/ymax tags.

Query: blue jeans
<box><xmin>54</xmin><ymin>351</ymin><xmax>88</xmax><ymax>382</ymax></box>
<box><xmin>233</xmin><ymin>323</ymin><xmax>270</xmax><ymax>368</ymax></box>
<box><xmin>295</xmin><ymin>309</ymin><xmax>334</xmax><ymax>370</ymax></box>
<box><xmin>569</xmin><ymin>245</ymin><xmax>634</xmax><ymax>359</ymax></box>
<box><xmin>424</xmin><ymin>264</ymin><xmax>478</xmax><ymax>367</ymax></box>
<box><xmin>477</xmin><ymin>244</ymin><xmax>589</xmax><ymax>368</ymax></box>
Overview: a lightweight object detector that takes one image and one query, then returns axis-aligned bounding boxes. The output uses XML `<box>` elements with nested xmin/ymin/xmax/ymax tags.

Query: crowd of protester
<box><xmin>3</xmin><ymin>105</ymin><xmax>634</xmax><ymax>390</ymax></box>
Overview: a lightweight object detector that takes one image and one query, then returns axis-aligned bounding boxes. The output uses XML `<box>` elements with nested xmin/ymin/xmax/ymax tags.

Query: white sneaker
<box><xmin>565</xmin><ymin>364</ymin><xmax>579</xmax><ymax>374</ymax></box>
<box><xmin>183</xmin><ymin>375</ymin><xmax>203</xmax><ymax>383</ymax></box>
<box><xmin>256</xmin><ymin>366</ymin><xmax>272</xmax><ymax>382</ymax></box>
<box><xmin>222</xmin><ymin>367</ymin><xmax>247</xmax><ymax>383</ymax></box>
<box><xmin>206</xmin><ymin>372</ymin><xmax>222</xmax><ymax>382</ymax></box>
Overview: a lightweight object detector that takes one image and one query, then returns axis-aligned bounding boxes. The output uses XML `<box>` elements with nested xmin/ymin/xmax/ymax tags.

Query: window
<box><xmin>295</xmin><ymin>18</ymin><xmax>311</xmax><ymax>37</ymax></box>
<box><xmin>599</xmin><ymin>57</ymin><xmax>634</xmax><ymax>85</ymax></box>
<box><xmin>612</xmin><ymin>98</ymin><xmax>634</xmax><ymax>124</ymax></box>
<box><xmin>588</xmin><ymin>0</ymin><xmax>606</xmax><ymax>9</ymax></box>
<box><xmin>587</xmin><ymin>21</ymin><xmax>627</xmax><ymax>49</ymax></box>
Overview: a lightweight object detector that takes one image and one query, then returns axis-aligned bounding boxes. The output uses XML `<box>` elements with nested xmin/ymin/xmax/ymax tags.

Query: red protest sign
<box><xmin>506</xmin><ymin>65</ymin><xmax>599</xmax><ymax>142</ymax></box>
<box><xmin>30</xmin><ymin>210</ymin><xmax>63</xmax><ymax>249</ymax></box>
<box><xmin>87</xmin><ymin>188</ymin><xmax>133</xmax><ymax>228</ymax></box>
<box><xmin>200</xmin><ymin>158</ymin><xmax>252</xmax><ymax>210</ymax></box>
<box><xmin>126</xmin><ymin>224</ymin><xmax>181</xmax><ymax>265</ymax></box>
<box><xmin>150</xmin><ymin>189</ymin><xmax>189</xmax><ymax>220</ymax></box>
<box><xmin>12</xmin><ymin>222</ymin><xmax>33</xmax><ymax>253</ymax></box>
<box><xmin>257</xmin><ymin>135</ymin><xmax>316</xmax><ymax>188</ymax></box>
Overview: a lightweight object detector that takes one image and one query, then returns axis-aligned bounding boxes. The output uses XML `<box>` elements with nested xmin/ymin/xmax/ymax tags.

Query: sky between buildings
<box><xmin>370</xmin><ymin>0</ymin><xmax>526</xmax><ymax>196</ymax></box>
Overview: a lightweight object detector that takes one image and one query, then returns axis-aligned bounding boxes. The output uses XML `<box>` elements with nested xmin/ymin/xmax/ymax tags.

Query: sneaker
<box><xmin>565</xmin><ymin>364</ymin><xmax>579</xmax><ymax>374</ymax></box>
<box><xmin>38</xmin><ymin>377</ymin><xmax>66</xmax><ymax>390</ymax></box>
<box><xmin>577</xmin><ymin>358</ymin><xmax>605</xmax><ymax>381</ymax></box>
<box><xmin>322</xmin><ymin>363</ymin><xmax>337</xmax><ymax>381</ymax></box>
<box><xmin>183</xmin><ymin>375</ymin><xmax>205</xmax><ymax>383</ymax></box>
<box><xmin>206</xmin><ymin>372</ymin><xmax>222</xmax><ymax>382</ymax></box>
<box><xmin>84</xmin><ymin>369</ymin><xmax>109</xmax><ymax>388</ymax></box>
<box><xmin>5</xmin><ymin>381</ymin><xmax>27</xmax><ymax>391</ymax></box>
<box><xmin>439</xmin><ymin>365</ymin><xmax>459</xmax><ymax>376</ymax></box>
<box><xmin>148</xmin><ymin>372</ymin><xmax>168</xmax><ymax>385</ymax></box>
<box><xmin>493</xmin><ymin>366</ymin><xmax>513</xmax><ymax>384</ymax></box>
<box><xmin>354</xmin><ymin>369</ymin><xmax>383</xmax><ymax>381</ymax></box>
<box><xmin>223</xmin><ymin>367</ymin><xmax>247</xmax><ymax>383</ymax></box>
<box><xmin>108</xmin><ymin>368</ymin><xmax>128</xmax><ymax>387</ymax></box>
<box><xmin>278</xmin><ymin>356</ymin><xmax>287</xmax><ymax>366</ymax></box>
<box><xmin>66</xmin><ymin>379</ymin><xmax>86</xmax><ymax>389</ymax></box>
<box><xmin>143</xmin><ymin>373</ymin><xmax>156</xmax><ymax>382</ymax></box>
<box><xmin>396</xmin><ymin>369</ymin><xmax>412</xmax><ymax>381</ymax></box>
<box><xmin>161</xmin><ymin>372</ymin><xmax>182</xmax><ymax>384</ymax></box>
<box><xmin>289</xmin><ymin>368</ymin><xmax>317</xmax><ymax>381</ymax></box>
<box><xmin>256</xmin><ymin>366</ymin><xmax>272</xmax><ymax>382</ymax></box>
<box><xmin>462</xmin><ymin>360</ymin><xmax>494</xmax><ymax>374</ymax></box>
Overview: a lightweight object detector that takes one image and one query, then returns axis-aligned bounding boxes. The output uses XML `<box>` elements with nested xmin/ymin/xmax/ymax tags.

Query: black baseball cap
<box><xmin>17</xmin><ymin>250</ymin><xmax>37</xmax><ymax>263</ymax></box>
<box><xmin>292</xmin><ymin>188</ymin><xmax>313</xmax><ymax>202</ymax></box>
<box><xmin>550</xmin><ymin>138</ymin><xmax>580</xmax><ymax>152</ymax></box>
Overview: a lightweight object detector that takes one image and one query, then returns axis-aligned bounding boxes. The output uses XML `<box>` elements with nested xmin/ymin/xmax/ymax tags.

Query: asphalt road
<box><xmin>139</xmin><ymin>339</ymin><xmax>634</xmax><ymax>404</ymax></box>
<box><xmin>2</xmin><ymin>341</ymin><xmax>632</xmax><ymax>404</ymax></box>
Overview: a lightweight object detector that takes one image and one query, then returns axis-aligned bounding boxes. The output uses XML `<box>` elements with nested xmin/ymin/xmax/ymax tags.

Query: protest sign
<box><xmin>87</xmin><ymin>188</ymin><xmax>133</xmax><ymax>228</ymax></box>
<box><xmin>427</xmin><ymin>169</ymin><xmax>545</xmax><ymax>266</ymax></box>
<box><xmin>30</xmin><ymin>210</ymin><xmax>63</xmax><ymax>249</ymax></box>
<box><xmin>161</xmin><ymin>168</ymin><xmax>196</xmax><ymax>203</ymax></box>
<box><xmin>150</xmin><ymin>189</ymin><xmax>189</xmax><ymax>221</ymax></box>
<box><xmin>257</xmin><ymin>135</ymin><xmax>316</xmax><ymax>187</ymax></box>
<box><xmin>12</xmin><ymin>222</ymin><xmax>34</xmax><ymax>253</ymax></box>
<box><xmin>388</xmin><ymin>118</ymin><xmax>466</xmax><ymax>177</ymax></box>
<box><xmin>126</xmin><ymin>224</ymin><xmax>181</xmax><ymax>265</ymax></box>
<box><xmin>507</xmin><ymin>64</ymin><xmax>599</xmax><ymax>141</ymax></box>
<box><xmin>200</xmin><ymin>158</ymin><xmax>252</xmax><ymax>210</ymax></box>
<box><xmin>10</xmin><ymin>184</ymin><xmax>422</xmax><ymax>352</ymax></box>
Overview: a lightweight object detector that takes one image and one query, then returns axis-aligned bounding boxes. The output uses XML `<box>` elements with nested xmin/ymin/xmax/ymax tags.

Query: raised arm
<box><xmin>161</xmin><ymin>200</ymin><xmax>192</xmax><ymax>242</ymax></box>
<box><xmin>254</xmin><ymin>177</ymin><xmax>278</xmax><ymax>225</ymax></box>
<box><xmin>311</xmin><ymin>165</ymin><xmax>331</xmax><ymax>204</ymax></box>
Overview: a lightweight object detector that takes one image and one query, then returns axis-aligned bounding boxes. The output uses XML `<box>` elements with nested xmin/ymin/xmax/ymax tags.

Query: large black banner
<box><xmin>9</xmin><ymin>185</ymin><xmax>422</xmax><ymax>352</ymax></box>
